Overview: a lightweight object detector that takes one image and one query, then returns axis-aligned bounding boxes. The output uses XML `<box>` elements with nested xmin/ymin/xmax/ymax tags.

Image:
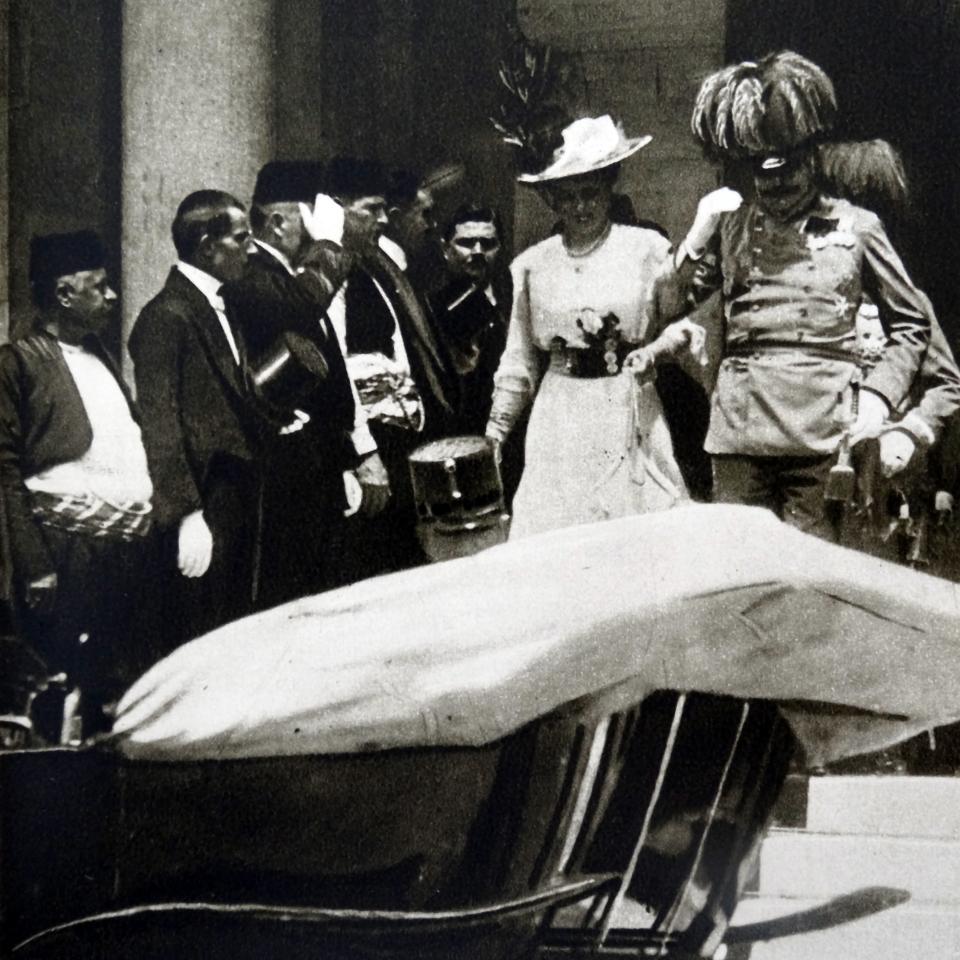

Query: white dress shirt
<box><xmin>27</xmin><ymin>342</ymin><xmax>153</xmax><ymax>504</ymax></box>
<box><xmin>176</xmin><ymin>260</ymin><xmax>240</xmax><ymax>365</ymax></box>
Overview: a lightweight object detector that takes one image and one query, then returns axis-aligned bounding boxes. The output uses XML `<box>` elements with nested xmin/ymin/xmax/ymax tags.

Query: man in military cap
<box><xmin>655</xmin><ymin>51</ymin><xmax>952</xmax><ymax>541</ymax></box>
<box><xmin>224</xmin><ymin>160</ymin><xmax>389</xmax><ymax>605</ymax></box>
<box><xmin>0</xmin><ymin>231</ymin><xmax>158</xmax><ymax>738</ymax></box>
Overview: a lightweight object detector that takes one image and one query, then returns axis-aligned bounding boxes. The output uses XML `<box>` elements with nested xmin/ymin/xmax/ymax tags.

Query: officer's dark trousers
<box><xmin>712</xmin><ymin>453</ymin><xmax>843</xmax><ymax>543</ymax></box>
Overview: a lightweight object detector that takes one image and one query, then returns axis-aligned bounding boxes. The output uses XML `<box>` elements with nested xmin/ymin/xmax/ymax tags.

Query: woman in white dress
<box><xmin>485</xmin><ymin>116</ymin><xmax>705</xmax><ymax>539</ymax></box>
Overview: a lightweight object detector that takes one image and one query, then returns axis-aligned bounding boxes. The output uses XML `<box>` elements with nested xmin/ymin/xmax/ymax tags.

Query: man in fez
<box><xmin>224</xmin><ymin>161</ymin><xmax>389</xmax><ymax>606</ymax></box>
<box><xmin>321</xmin><ymin>156</ymin><xmax>458</xmax><ymax>577</ymax></box>
<box><xmin>0</xmin><ymin>232</ymin><xmax>157</xmax><ymax>738</ymax></box>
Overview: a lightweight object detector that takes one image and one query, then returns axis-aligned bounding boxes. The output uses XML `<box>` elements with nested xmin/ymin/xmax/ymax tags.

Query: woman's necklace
<box><xmin>563</xmin><ymin>222</ymin><xmax>612</xmax><ymax>259</ymax></box>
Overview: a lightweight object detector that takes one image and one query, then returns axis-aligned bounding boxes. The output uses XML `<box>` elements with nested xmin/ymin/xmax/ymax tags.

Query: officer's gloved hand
<box><xmin>879</xmin><ymin>429</ymin><xmax>918</xmax><ymax>478</ymax></box>
<box><xmin>684</xmin><ymin>187</ymin><xmax>743</xmax><ymax>256</ymax></box>
<box><xmin>849</xmin><ymin>389</ymin><xmax>891</xmax><ymax>446</ymax></box>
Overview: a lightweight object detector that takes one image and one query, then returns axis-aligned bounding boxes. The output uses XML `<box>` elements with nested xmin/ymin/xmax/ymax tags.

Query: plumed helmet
<box><xmin>691</xmin><ymin>51</ymin><xmax>837</xmax><ymax>159</ymax></box>
<box><xmin>818</xmin><ymin>139</ymin><xmax>908</xmax><ymax>224</ymax></box>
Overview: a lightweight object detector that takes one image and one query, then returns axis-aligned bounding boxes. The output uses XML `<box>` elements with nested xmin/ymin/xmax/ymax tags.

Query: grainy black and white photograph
<box><xmin>2</xmin><ymin>1</ymin><xmax>960</xmax><ymax>957</ymax></box>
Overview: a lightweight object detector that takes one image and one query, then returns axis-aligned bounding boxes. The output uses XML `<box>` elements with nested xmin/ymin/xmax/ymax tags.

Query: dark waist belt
<box><xmin>549</xmin><ymin>342</ymin><xmax>634</xmax><ymax>379</ymax></box>
<box><xmin>727</xmin><ymin>341</ymin><xmax>863</xmax><ymax>365</ymax></box>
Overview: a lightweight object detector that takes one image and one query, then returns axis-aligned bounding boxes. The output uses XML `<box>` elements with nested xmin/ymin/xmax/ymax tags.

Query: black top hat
<box><xmin>253</xmin><ymin>161</ymin><xmax>326</xmax><ymax>207</ymax></box>
<box><xmin>250</xmin><ymin>332</ymin><xmax>329</xmax><ymax>414</ymax></box>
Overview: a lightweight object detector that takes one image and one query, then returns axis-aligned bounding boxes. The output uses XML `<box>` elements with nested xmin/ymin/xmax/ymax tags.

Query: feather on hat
<box><xmin>818</xmin><ymin>139</ymin><xmax>908</xmax><ymax>228</ymax></box>
<box><xmin>691</xmin><ymin>51</ymin><xmax>837</xmax><ymax>159</ymax></box>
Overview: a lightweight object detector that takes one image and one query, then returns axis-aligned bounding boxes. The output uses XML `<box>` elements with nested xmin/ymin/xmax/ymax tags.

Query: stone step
<box><xmin>804</xmin><ymin>775</ymin><xmax>960</xmax><ymax>839</ymax></box>
<box><xmin>727</xmin><ymin>894</ymin><xmax>960</xmax><ymax>960</ymax></box>
<box><xmin>757</xmin><ymin>829</ymin><xmax>960</xmax><ymax>903</ymax></box>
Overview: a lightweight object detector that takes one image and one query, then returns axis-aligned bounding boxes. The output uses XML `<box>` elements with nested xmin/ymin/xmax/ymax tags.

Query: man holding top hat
<box><xmin>223</xmin><ymin>160</ymin><xmax>389</xmax><ymax>606</ymax></box>
<box><xmin>0</xmin><ymin>231</ymin><xmax>158</xmax><ymax>738</ymax></box>
<box><xmin>654</xmin><ymin>51</ymin><xmax>948</xmax><ymax>541</ymax></box>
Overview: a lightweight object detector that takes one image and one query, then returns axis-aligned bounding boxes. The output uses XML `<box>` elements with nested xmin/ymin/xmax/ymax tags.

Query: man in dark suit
<box><xmin>430</xmin><ymin>203</ymin><xmax>527</xmax><ymax>507</ymax></box>
<box><xmin>129</xmin><ymin>191</ymin><xmax>263</xmax><ymax>644</ymax></box>
<box><xmin>432</xmin><ymin>203</ymin><xmax>511</xmax><ymax>435</ymax></box>
<box><xmin>223</xmin><ymin>161</ymin><xmax>389</xmax><ymax>606</ymax></box>
<box><xmin>323</xmin><ymin>157</ymin><xmax>459</xmax><ymax>577</ymax></box>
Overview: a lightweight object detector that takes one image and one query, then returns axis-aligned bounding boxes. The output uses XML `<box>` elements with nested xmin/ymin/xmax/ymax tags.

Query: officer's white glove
<box><xmin>684</xmin><ymin>187</ymin><xmax>743</xmax><ymax>256</ymax></box>
<box><xmin>878</xmin><ymin>429</ymin><xmax>918</xmax><ymax>478</ymax></box>
<box><xmin>849</xmin><ymin>389</ymin><xmax>890</xmax><ymax>446</ymax></box>
<box><xmin>178</xmin><ymin>510</ymin><xmax>213</xmax><ymax>578</ymax></box>
<box><xmin>935</xmin><ymin>490</ymin><xmax>955</xmax><ymax>514</ymax></box>
<box><xmin>300</xmin><ymin>193</ymin><xmax>345</xmax><ymax>245</ymax></box>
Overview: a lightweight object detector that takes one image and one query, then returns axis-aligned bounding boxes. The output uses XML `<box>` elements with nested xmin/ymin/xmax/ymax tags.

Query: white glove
<box><xmin>685</xmin><ymin>187</ymin><xmax>743</xmax><ymax>255</ymax></box>
<box><xmin>624</xmin><ymin>346</ymin><xmax>657</xmax><ymax>380</ymax></box>
<box><xmin>178</xmin><ymin>510</ymin><xmax>213</xmax><ymax>578</ymax></box>
<box><xmin>342</xmin><ymin>470</ymin><xmax>363</xmax><ymax>517</ymax></box>
<box><xmin>279</xmin><ymin>409</ymin><xmax>311</xmax><ymax>436</ymax></box>
<box><xmin>658</xmin><ymin>318</ymin><xmax>708</xmax><ymax>365</ymax></box>
<box><xmin>849</xmin><ymin>389</ymin><xmax>890</xmax><ymax>446</ymax></box>
<box><xmin>300</xmin><ymin>193</ymin><xmax>345</xmax><ymax>245</ymax></box>
<box><xmin>935</xmin><ymin>490</ymin><xmax>955</xmax><ymax>514</ymax></box>
<box><xmin>625</xmin><ymin>319</ymin><xmax>707</xmax><ymax>378</ymax></box>
<box><xmin>355</xmin><ymin>452</ymin><xmax>391</xmax><ymax>516</ymax></box>
<box><xmin>878</xmin><ymin>429</ymin><xmax>918</xmax><ymax>478</ymax></box>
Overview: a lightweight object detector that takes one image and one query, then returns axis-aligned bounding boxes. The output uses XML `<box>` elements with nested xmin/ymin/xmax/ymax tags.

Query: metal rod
<box><xmin>658</xmin><ymin>700</ymin><xmax>751</xmax><ymax>954</ymax></box>
<box><xmin>595</xmin><ymin>692</ymin><xmax>687</xmax><ymax>948</ymax></box>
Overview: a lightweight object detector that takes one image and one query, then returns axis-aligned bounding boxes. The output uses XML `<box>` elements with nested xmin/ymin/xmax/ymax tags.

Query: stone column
<box><xmin>121</xmin><ymin>0</ymin><xmax>274</xmax><ymax>380</ymax></box>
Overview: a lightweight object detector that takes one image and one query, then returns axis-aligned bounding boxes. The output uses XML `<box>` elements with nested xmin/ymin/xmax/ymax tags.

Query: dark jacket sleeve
<box><xmin>129</xmin><ymin>304</ymin><xmax>204</xmax><ymax>528</ymax></box>
<box><xmin>0</xmin><ymin>347</ymin><xmax>54</xmax><ymax>585</ymax></box>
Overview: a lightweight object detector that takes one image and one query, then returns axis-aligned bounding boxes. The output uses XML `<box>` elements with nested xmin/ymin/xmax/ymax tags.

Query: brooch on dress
<box><xmin>577</xmin><ymin>309</ymin><xmax>623</xmax><ymax>374</ymax></box>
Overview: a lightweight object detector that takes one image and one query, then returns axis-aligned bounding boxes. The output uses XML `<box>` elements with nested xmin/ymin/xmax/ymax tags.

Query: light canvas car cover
<box><xmin>112</xmin><ymin>504</ymin><xmax>960</xmax><ymax>763</ymax></box>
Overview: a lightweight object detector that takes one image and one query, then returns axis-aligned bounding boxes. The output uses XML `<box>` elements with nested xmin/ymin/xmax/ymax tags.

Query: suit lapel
<box><xmin>364</xmin><ymin>249</ymin><xmax>453</xmax><ymax>417</ymax></box>
<box><xmin>168</xmin><ymin>268</ymin><xmax>247</xmax><ymax>399</ymax></box>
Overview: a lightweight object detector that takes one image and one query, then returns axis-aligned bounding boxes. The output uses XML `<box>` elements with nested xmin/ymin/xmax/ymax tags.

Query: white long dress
<box><xmin>488</xmin><ymin>224</ymin><xmax>688</xmax><ymax>539</ymax></box>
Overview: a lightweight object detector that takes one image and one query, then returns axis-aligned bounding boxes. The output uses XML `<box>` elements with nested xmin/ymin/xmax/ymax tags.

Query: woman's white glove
<box><xmin>624</xmin><ymin>318</ymin><xmax>707</xmax><ymax>379</ymax></box>
<box><xmin>658</xmin><ymin>318</ymin><xmax>707</xmax><ymax>365</ymax></box>
<box><xmin>178</xmin><ymin>510</ymin><xmax>213</xmax><ymax>578</ymax></box>
<box><xmin>300</xmin><ymin>193</ymin><xmax>345</xmax><ymax>245</ymax></box>
<box><xmin>685</xmin><ymin>187</ymin><xmax>743</xmax><ymax>256</ymax></box>
<box><xmin>624</xmin><ymin>346</ymin><xmax>657</xmax><ymax>381</ymax></box>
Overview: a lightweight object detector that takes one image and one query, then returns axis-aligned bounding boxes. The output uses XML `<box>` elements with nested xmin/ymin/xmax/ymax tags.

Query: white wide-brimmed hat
<box><xmin>517</xmin><ymin>115</ymin><xmax>652</xmax><ymax>184</ymax></box>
